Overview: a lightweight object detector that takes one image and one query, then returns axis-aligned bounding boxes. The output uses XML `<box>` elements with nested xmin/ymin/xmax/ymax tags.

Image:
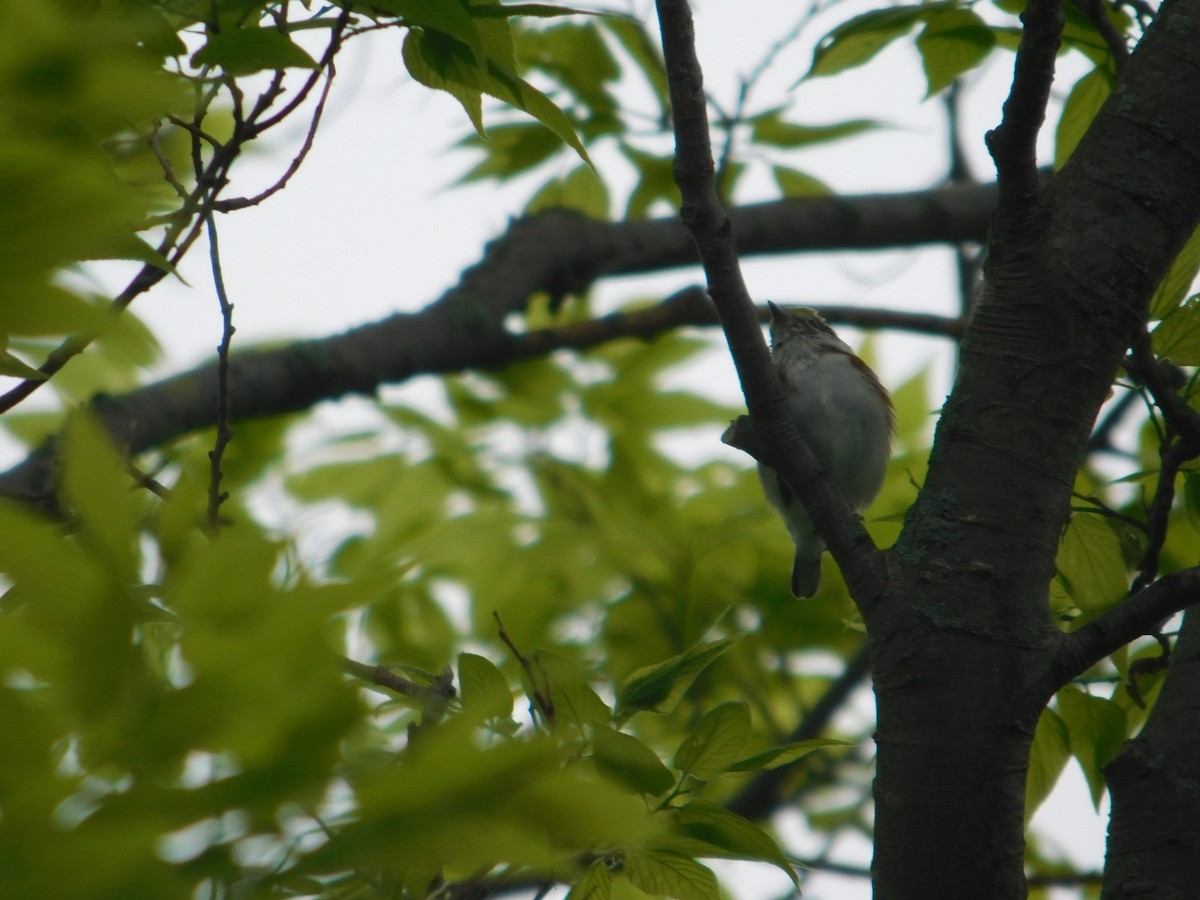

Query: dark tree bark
<box><xmin>1103</xmin><ymin>609</ymin><xmax>1200</xmax><ymax>899</ymax></box>
<box><xmin>868</xmin><ymin>0</ymin><xmax>1200</xmax><ymax>893</ymax></box>
<box><xmin>651</xmin><ymin>0</ymin><xmax>1200</xmax><ymax>895</ymax></box>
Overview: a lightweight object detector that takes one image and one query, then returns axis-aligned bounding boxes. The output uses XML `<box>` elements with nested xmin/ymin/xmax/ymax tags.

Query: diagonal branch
<box><xmin>654</xmin><ymin>0</ymin><xmax>888</xmax><ymax>612</ymax></box>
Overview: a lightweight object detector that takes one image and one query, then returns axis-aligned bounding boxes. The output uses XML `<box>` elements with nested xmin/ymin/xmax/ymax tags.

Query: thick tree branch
<box><xmin>1049</xmin><ymin>566</ymin><xmax>1200</xmax><ymax>688</ymax></box>
<box><xmin>0</xmin><ymin>187</ymin><xmax>991</xmax><ymax>504</ymax></box>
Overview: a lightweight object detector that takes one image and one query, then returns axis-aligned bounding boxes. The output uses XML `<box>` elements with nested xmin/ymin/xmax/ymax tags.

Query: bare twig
<box><xmin>1071</xmin><ymin>0</ymin><xmax>1130</xmax><ymax>71</ymax></box>
<box><xmin>1130</xmin><ymin>439</ymin><xmax>1190</xmax><ymax>594</ymax></box>
<box><xmin>340</xmin><ymin>655</ymin><xmax>456</xmax><ymax>701</ymax></box>
<box><xmin>214</xmin><ymin>55</ymin><xmax>340</xmax><ymax>212</ymax></box>
<box><xmin>204</xmin><ymin>211</ymin><xmax>236</xmax><ymax>533</ymax></box>
<box><xmin>494</xmin><ymin>612</ymin><xmax>555</xmax><ymax>725</ymax></box>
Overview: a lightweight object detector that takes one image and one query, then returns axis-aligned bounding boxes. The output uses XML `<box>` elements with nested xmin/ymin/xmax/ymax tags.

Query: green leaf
<box><xmin>728</xmin><ymin>737</ymin><xmax>851</xmax><ymax>772</ymax></box>
<box><xmin>61</xmin><ymin>413</ymin><xmax>140</xmax><ymax>584</ymax></box>
<box><xmin>808</xmin><ymin>5</ymin><xmax>937</xmax><ymax>79</ymax></box>
<box><xmin>915</xmin><ymin>7</ymin><xmax>995</xmax><ymax>96</ymax></box>
<box><xmin>473</xmin><ymin>3</ymin><xmax>610</xmax><ymax>18</ymax></box>
<box><xmin>592</xmin><ymin>726</ymin><xmax>675</xmax><ymax>796</ymax></box>
<box><xmin>1152</xmin><ymin>296</ymin><xmax>1200</xmax><ymax>364</ymax></box>
<box><xmin>1055</xmin><ymin>513</ymin><xmax>1128</xmax><ymax>615</ymax></box>
<box><xmin>772</xmin><ymin>166</ymin><xmax>832</xmax><ymax>198</ymax></box>
<box><xmin>371</xmin><ymin>0</ymin><xmax>485</xmax><ymax>63</ymax></box>
<box><xmin>620</xmin><ymin>144</ymin><xmax>679</xmax><ymax>218</ymax></box>
<box><xmin>403</xmin><ymin>29</ymin><xmax>591</xmax><ymax>166</ymax></box>
<box><xmin>0</xmin><ymin>351</ymin><xmax>47</xmax><ymax>380</ymax></box>
<box><xmin>567</xmin><ymin>861</ymin><xmax>614</xmax><ymax>900</ymax></box>
<box><xmin>750</xmin><ymin>112</ymin><xmax>881</xmax><ymax>147</ymax></box>
<box><xmin>603</xmin><ymin>18</ymin><xmax>669</xmax><ymax>120</ymax></box>
<box><xmin>1054</xmin><ymin>66</ymin><xmax>1113</xmax><ymax>169</ymax></box>
<box><xmin>1056</xmin><ymin>685</ymin><xmax>1127</xmax><ymax>809</ymax></box>
<box><xmin>458</xmin><ymin>122</ymin><xmax>566</xmax><ymax>181</ymax></box>
<box><xmin>192</xmin><ymin>28</ymin><xmax>318</xmax><ymax>75</ymax></box>
<box><xmin>1150</xmin><ymin>225</ymin><xmax>1200</xmax><ymax>320</ymax></box>
<box><xmin>625</xmin><ymin>848</ymin><xmax>719</xmax><ymax>900</ymax></box>
<box><xmin>526</xmin><ymin>164</ymin><xmax>610</xmax><ymax>218</ymax></box>
<box><xmin>1025</xmin><ymin>706</ymin><xmax>1070</xmax><ymax>822</ymax></box>
<box><xmin>458</xmin><ymin>652</ymin><xmax>513</xmax><ymax>720</ymax></box>
<box><xmin>616</xmin><ymin>638</ymin><xmax>734</xmax><ymax>717</ymax></box>
<box><xmin>673</xmin><ymin>701</ymin><xmax>750</xmax><ymax>778</ymax></box>
<box><xmin>0</xmin><ymin>283</ymin><xmax>107</xmax><ymax>338</ymax></box>
<box><xmin>672</xmin><ymin>799</ymin><xmax>799</xmax><ymax>887</ymax></box>
<box><xmin>536</xmin><ymin>650</ymin><xmax>612</xmax><ymax>728</ymax></box>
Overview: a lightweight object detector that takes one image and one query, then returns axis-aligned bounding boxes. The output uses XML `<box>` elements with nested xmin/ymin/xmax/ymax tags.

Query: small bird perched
<box><xmin>758</xmin><ymin>302</ymin><xmax>894</xmax><ymax>598</ymax></box>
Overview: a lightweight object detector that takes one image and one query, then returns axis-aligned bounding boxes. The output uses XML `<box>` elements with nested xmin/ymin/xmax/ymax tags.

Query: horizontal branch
<box><xmin>1049</xmin><ymin>566</ymin><xmax>1200</xmax><ymax>689</ymax></box>
<box><xmin>0</xmin><ymin>184</ymin><xmax>997</xmax><ymax>503</ymax></box>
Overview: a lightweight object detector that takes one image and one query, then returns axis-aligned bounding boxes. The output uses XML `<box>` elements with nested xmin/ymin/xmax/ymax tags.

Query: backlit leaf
<box><xmin>673</xmin><ymin>701</ymin><xmax>750</xmax><ymax>778</ymax></box>
<box><xmin>593</xmin><ymin>726</ymin><xmax>674</xmax><ymax>796</ymax></box>
<box><xmin>192</xmin><ymin>28</ymin><xmax>318</xmax><ymax>75</ymax></box>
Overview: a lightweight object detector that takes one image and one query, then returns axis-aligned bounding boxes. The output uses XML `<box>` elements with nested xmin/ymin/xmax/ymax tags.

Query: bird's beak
<box><xmin>767</xmin><ymin>300</ymin><xmax>786</xmax><ymax>323</ymax></box>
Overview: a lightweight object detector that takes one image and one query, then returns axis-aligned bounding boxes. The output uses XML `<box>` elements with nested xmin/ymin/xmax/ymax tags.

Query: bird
<box><xmin>757</xmin><ymin>302</ymin><xmax>894</xmax><ymax>598</ymax></box>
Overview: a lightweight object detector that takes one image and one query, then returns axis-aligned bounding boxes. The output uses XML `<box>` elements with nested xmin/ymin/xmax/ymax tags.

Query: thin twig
<box><xmin>214</xmin><ymin>55</ymin><xmax>340</xmax><ymax>212</ymax></box>
<box><xmin>204</xmin><ymin>211</ymin><xmax>236</xmax><ymax>533</ymax></box>
<box><xmin>1071</xmin><ymin>0</ymin><xmax>1129</xmax><ymax>71</ymax></box>
<box><xmin>339</xmin><ymin>655</ymin><xmax>456</xmax><ymax>701</ymax></box>
<box><xmin>494</xmin><ymin>611</ymin><xmax>555</xmax><ymax>725</ymax></box>
<box><xmin>1070</xmin><ymin>491</ymin><xmax>1148</xmax><ymax>533</ymax></box>
<box><xmin>1126</xmin><ymin>330</ymin><xmax>1200</xmax><ymax>442</ymax></box>
<box><xmin>1130</xmin><ymin>439</ymin><xmax>1189</xmax><ymax>594</ymax></box>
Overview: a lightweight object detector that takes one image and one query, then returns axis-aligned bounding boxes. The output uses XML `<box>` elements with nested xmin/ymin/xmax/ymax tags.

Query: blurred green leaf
<box><xmin>621</xmin><ymin>144</ymin><xmax>680</xmax><ymax>218</ymax></box>
<box><xmin>751</xmin><ymin>112</ymin><xmax>880</xmax><ymax>148</ymax></box>
<box><xmin>728</xmin><ymin>737</ymin><xmax>850</xmax><ymax>772</ymax></box>
<box><xmin>404</xmin><ymin>29</ymin><xmax>591</xmax><ymax>166</ymax></box>
<box><xmin>1152</xmin><ymin>296</ymin><xmax>1200</xmax><ymax>363</ymax></box>
<box><xmin>603</xmin><ymin>17</ymin><xmax>669</xmax><ymax>120</ymax></box>
<box><xmin>772</xmin><ymin>166</ymin><xmax>832</xmax><ymax>197</ymax></box>
<box><xmin>625</xmin><ymin>848</ymin><xmax>719</xmax><ymax>900</ymax></box>
<box><xmin>672</xmin><ymin>799</ymin><xmax>799</xmax><ymax>886</ymax></box>
<box><xmin>536</xmin><ymin>650</ymin><xmax>612</xmax><ymax>728</ymax></box>
<box><xmin>617</xmin><ymin>638</ymin><xmax>734</xmax><ymax>717</ymax></box>
<box><xmin>1055</xmin><ymin>514</ymin><xmax>1129</xmax><ymax>616</ymax></box>
<box><xmin>1054</xmin><ymin>66</ymin><xmax>1113</xmax><ymax>169</ymax></box>
<box><xmin>915</xmin><ymin>7</ymin><xmax>994</xmax><ymax>96</ymax></box>
<box><xmin>372</xmin><ymin>0</ymin><xmax>485</xmax><ymax>62</ymax></box>
<box><xmin>1150</xmin><ymin>225</ymin><xmax>1200</xmax><ymax>320</ymax></box>
<box><xmin>593</xmin><ymin>725</ymin><xmax>675</xmax><ymax>796</ymax></box>
<box><xmin>0</xmin><ymin>351</ymin><xmax>47</xmax><ymax>380</ymax></box>
<box><xmin>808</xmin><ymin>5</ymin><xmax>935</xmax><ymax>79</ymax></box>
<box><xmin>673</xmin><ymin>701</ymin><xmax>750</xmax><ymax>778</ymax></box>
<box><xmin>1025</xmin><ymin>706</ymin><xmax>1070</xmax><ymax>822</ymax></box>
<box><xmin>1057</xmin><ymin>685</ymin><xmax>1127</xmax><ymax>809</ymax></box>
<box><xmin>459</xmin><ymin>652</ymin><xmax>513</xmax><ymax>720</ymax></box>
<box><xmin>568</xmin><ymin>860</ymin><xmax>614</xmax><ymax>900</ymax></box>
<box><xmin>192</xmin><ymin>27</ymin><xmax>318</xmax><ymax>75</ymax></box>
<box><xmin>526</xmin><ymin>164</ymin><xmax>610</xmax><ymax>217</ymax></box>
<box><xmin>61</xmin><ymin>412</ymin><xmax>141</xmax><ymax>584</ymax></box>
